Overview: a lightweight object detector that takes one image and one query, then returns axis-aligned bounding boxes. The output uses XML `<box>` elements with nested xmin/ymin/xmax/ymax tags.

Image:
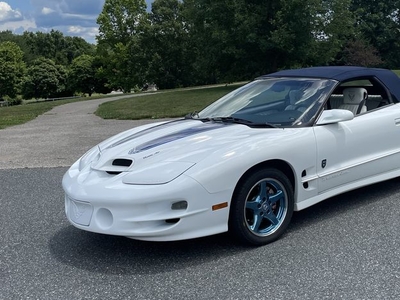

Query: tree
<box><xmin>69</xmin><ymin>55</ymin><xmax>97</xmax><ymax>96</ymax></box>
<box><xmin>22</xmin><ymin>30</ymin><xmax>95</xmax><ymax>65</ymax></box>
<box><xmin>97</xmin><ymin>0</ymin><xmax>147</xmax><ymax>46</ymax></box>
<box><xmin>92</xmin><ymin>56</ymin><xmax>113</xmax><ymax>94</ymax></box>
<box><xmin>64</xmin><ymin>36</ymin><xmax>96</xmax><ymax>64</ymax></box>
<box><xmin>350</xmin><ymin>0</ymin><xmax>400</xmax><ymax>68</ymax></box>
<box><xmin>0</xmin><ymin>41</ymin><xmax>26</xmax><ymax>100</ymax></box>
<box><xmin>22</xmin><ymin>58</ymin><xmax>68</xmax><ymax>99</ymax></box>
<box><xmin>182</xmin><ymin>0</ymin><xmax>326</xmax><ymax>83</ymax></box>
<box><xmin>339</xmin><ymin>39</ymin><xmax>383</xmax><ymax>67</ymax></box>
<box><xmin>144</xmin><ymin>0</ymin><xmax>191</xmax><ymax>89</ymax></box>
<box><xmin>96</xmin><ymin>0</ymin><xmax>148</xmax><ymax>92</ymax></box>
<box><xmin>268</xmin><ymin>0</ymin><xmax>321</xmax><ymax>68</ymax></box>
<box><xmin>183</xmin><ymin>0</ymin><xmax>239</xmax><ymax>83</ymax></box>
<box><xmin>96</xmin><ymin>40</ymin><xmax>148</xmax><ymax>93</ymax></box>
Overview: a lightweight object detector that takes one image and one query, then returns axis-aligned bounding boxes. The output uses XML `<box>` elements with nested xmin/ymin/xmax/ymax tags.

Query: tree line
<box><xmin>1</xmin><ymin>0</ymin><xmax>400</xmax><ymax>104</ymax></box>
<box><xmin>0</xmin><ymin>30</ymin><xmax>100</xmax><ymax>104</ymax></box>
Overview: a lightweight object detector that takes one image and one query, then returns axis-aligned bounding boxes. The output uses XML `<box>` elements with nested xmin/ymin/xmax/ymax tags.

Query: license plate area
<box><xmin>67</xmin><ymin>197</ymin><xmax>93</xmax><ymax>226</ymax></box>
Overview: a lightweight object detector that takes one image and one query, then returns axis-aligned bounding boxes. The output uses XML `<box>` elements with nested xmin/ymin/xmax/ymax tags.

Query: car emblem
<box><xmin>72</xmin><ymin>201</ymin><xmax>85</xmax><ymax>220</ymax></box>
<box><xmin>321</xmin><ymin>159</ymin><xmax>327</xmax><ymax>168</ymax></box>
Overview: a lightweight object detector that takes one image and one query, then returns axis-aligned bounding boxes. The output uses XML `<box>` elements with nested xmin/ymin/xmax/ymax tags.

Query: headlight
<box><xmin>122</xmin><ymin>161</ymin><xmax>195</xmax><ymax>185</ymax></box>
<box><xmin>78</xmin><ymin>146</ymin><xmax>101</xmax><ymax>171</ymax></box>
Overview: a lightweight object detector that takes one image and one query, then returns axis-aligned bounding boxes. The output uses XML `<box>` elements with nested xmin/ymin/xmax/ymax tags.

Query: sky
<box><xmin>0</xmin><ymin>0</ymin><xmax>153</xmax><ymax>44</ymax></box>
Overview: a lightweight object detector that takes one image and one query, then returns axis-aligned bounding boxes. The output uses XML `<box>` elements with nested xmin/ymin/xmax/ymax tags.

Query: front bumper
<box><xmin>62</xmin><ymin>165</ymin><xmax>231</xmax><ymax>241</ymax></box>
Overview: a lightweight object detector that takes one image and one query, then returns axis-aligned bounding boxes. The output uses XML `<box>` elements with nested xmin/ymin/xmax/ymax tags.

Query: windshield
<box><xmin>196</xmin><ymin>77</ymin><xmax>337</xmax><ymax>127</ymax></box>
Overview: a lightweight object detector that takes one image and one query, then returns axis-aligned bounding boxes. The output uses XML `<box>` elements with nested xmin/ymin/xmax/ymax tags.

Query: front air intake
<box><xmin>112</xmin><ymin>159</ymin><xmax>133</xmax><ymax>167</ymax></box>
<box><xmin>104</xmin><ymin>159</ymin><xmax>133</xmax><ymax>175</ymax></box>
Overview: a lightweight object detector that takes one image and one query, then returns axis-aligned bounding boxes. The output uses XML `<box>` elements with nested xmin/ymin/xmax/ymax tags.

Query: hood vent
<box><xmin>103</xmin><ymin>159</ymin><xmax>133</xmax><ymax>175</ymax></box>
<box><xmin>112</xmin><ymin>159</ymin><xmax>133</xmax><ymax>167</ymax></box>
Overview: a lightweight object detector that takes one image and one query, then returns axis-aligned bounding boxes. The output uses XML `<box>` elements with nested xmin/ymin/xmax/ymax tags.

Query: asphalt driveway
<box><xmin>0</xmin><ymin>95</ymin><xmax>170</xmax><ymax>169</ymax></box>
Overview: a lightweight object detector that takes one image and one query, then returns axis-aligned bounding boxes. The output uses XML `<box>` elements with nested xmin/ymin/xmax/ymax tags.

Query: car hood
<box><xmin>88</xmin><ymin>119</ymin><xmax>285</xmax><ymax>174</ymax></box>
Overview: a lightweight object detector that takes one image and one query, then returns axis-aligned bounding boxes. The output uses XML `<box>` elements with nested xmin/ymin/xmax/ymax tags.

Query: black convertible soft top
<box><xmin>264</xmin><ymin>66</ymin><xmax>400</xmax><ymax>101</ymax></box>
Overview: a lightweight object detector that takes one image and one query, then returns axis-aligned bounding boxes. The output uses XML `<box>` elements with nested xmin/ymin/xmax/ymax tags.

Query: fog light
<box><xmin>171</xmin><ymin>201</ymin><xmax>188</xmax><ymax>210</ymax></box>
<box><xmin>95</xmin><ymin>208</ymin><xmax>113</xmax><ymax>229</ymax></box>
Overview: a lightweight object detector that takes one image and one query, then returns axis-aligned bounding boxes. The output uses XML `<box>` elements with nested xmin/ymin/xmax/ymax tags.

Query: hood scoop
<box><xmin>112</xmin><ymin>159</ymin><xmax>133</xmax><ymax>167</ymax></box>
<box><xmin>92</xmin><ymin>158</ymin><xmax>134</xmax><ymax>175</ymax></box>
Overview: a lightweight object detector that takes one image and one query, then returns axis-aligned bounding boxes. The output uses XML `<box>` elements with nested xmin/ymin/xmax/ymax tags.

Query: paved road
<box><xmin>1</xmin><ymin>168</ymin><xmax>399</xmax><ymax>299</ymax></box>
<box><xmin>1</xmin><ymin>97</ymin><xmax>400</xmax><ymax>299</ymax></box>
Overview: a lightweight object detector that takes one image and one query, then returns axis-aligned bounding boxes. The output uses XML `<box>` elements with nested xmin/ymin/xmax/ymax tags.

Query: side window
<box><xmin>328</xmin><ymin>77</ymin><xmax>391</xmax><ymax>113</ymax></box>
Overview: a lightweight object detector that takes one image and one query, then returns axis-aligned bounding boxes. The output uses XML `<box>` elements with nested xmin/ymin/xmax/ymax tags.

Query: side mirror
<box><xmin>316</xmin><ymin>109</ymin><xmax>354</xmax><ymax>125</ymax></box>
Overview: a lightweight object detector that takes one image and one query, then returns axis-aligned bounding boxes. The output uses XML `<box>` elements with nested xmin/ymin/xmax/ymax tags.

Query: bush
<box><xmin>3</xmin><ymin>95</ymin><xmax>22</xmax><ymax>106</ymax></box>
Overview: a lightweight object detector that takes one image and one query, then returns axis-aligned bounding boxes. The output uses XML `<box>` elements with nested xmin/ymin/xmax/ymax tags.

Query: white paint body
<box><xmin>63</xmin><ymin>103</ymin><xmax>400</xmax><ymax>241</ymax></box>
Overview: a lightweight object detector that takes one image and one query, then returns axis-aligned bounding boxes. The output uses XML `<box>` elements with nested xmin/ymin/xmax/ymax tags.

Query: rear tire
<box><xmin>229</xmin><ymin>168</ymin><xmax>294</xmax><ymax>246</ymax></box>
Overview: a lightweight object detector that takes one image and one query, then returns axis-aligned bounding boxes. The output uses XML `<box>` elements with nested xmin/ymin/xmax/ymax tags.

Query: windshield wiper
<box><xmin>209</xmin><ymin>117</ymin><xmax>279</xmax><ymax>128</ymax></box>
<box><xmin>185</xmin><ymin>114</ymin><xmax>279</xmax><ymax>128</ymax></box>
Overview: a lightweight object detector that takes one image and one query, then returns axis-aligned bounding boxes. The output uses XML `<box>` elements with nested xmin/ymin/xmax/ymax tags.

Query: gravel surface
<box><xmin>0</xmin><ymin>95</ymin><xmax>170</xmax><ymax>169</ymax></box>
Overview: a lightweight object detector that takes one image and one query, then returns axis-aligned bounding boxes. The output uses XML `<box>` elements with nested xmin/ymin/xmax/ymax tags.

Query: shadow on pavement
<box><xmin>49</xmin><ymin>228</ymin><xmax>251</xmax><ymax>275</ymax></box>
<box><xmin>49</xmin><ymin>177</ymin><xmax>400</xmax><ymax>276</ymax></box>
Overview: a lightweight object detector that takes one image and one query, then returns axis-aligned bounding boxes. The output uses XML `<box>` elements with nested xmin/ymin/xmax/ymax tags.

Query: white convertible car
<box><xmin>63</xmin><ymin>66</ymin><xmax>400</xmax><ymax>245</ymax></box>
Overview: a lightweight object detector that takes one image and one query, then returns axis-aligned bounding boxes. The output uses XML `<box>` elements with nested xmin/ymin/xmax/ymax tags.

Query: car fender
<box><xmin>185</xmin><ymin>127</ymin><xmax>319</xmax><ymax>205</ymax></box>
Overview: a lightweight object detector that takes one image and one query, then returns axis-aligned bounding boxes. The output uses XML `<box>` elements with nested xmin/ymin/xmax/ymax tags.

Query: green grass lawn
<box><xmin>0</xmin><ymin>84</ymin><xmax>243</xmax><ymax>129</ymax></box>
<box><xmin>0</xmin><ymin>102</ymin><xmax>55</xmax><ymax>129</ymax></box>
<box><xmin>95</xmin><ymin>85</ymin><xmax>243</xmax><ymax>120</ymax></box>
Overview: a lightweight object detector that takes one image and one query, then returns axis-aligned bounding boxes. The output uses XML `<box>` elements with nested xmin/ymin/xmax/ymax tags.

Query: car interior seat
<box><xmin>285</xmin><ymin>90</ymin><xmax>307</xmax><ymax>112</ymax></box>
<box><xmin>338</xmin><ymin>87</ymin><xmax>368</xmax><ymax>115</ymax></box>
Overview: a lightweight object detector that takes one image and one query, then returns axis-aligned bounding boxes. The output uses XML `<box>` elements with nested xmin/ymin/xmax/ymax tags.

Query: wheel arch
<box><xmin>232</xmin><ymin>159</ymin><xmax>296</xmax><ymax>198</ymax></box>
<box><xmin>228</xmin><ymin>159</ymin><xmax>296</xmax><ymax>245</ymax></box>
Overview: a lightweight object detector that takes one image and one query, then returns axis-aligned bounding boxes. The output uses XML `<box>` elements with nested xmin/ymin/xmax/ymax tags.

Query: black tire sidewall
<box><xmin>229</xmin><ymin>168</ymin><xmax>294</xmax><ymax>246</ymax></box>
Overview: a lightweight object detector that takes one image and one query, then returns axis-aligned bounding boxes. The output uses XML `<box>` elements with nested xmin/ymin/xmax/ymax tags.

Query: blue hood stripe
<box><xmin>128</xmin><ymin>122</ymin><xmax>224</xmax><ymax>154</ymax></box>
<box><xmin>109</xmin><ymin>119</ymin><xmax>185</xmax><ymax>149</ymax></box>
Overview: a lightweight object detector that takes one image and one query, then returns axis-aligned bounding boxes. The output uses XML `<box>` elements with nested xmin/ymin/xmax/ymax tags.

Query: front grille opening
<box><xmin>165</xmin><ymin>218</ymin><xmax>180</xmax><ymax>224</ymax></box>
<box><xmin>112</xmin><ymin>159</ymin><xmax>132</xmax><ymax>167</ymax></box>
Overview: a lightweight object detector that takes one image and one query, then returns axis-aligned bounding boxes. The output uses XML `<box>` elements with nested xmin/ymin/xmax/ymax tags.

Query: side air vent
<box><xmin>112</xmin><ymin>159</ymin><xmax>133</xmax><ymax>167</ymax></box>
<box><xmin>301</xmin><ymin>169</ymin><xmax>309</xmax><ymax>189</ymax></box>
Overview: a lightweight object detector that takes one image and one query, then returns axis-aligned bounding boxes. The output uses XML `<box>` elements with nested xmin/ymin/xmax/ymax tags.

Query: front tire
<box><xmin>229</xmin><ymin>168</ymin><xmax>294</xmax><ymax>246</ymax></box>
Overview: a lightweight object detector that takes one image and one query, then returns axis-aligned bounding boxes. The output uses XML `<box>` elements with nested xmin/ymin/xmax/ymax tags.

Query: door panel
<box><xmin>314</xmin><ymin>105</ymin><xmax>400</xmax><ymax>193</ymax></box>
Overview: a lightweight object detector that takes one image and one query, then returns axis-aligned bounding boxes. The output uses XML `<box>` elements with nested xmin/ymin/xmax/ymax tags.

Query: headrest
<box><xmin>343</xmin><ymin>88</ymin><xmax>368</xmax><ymax>105</ymax></box>
<box><xmin>289</xmin><ymin>90</ymin><xmax>303</xmax><ymax>104</ymax></box>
